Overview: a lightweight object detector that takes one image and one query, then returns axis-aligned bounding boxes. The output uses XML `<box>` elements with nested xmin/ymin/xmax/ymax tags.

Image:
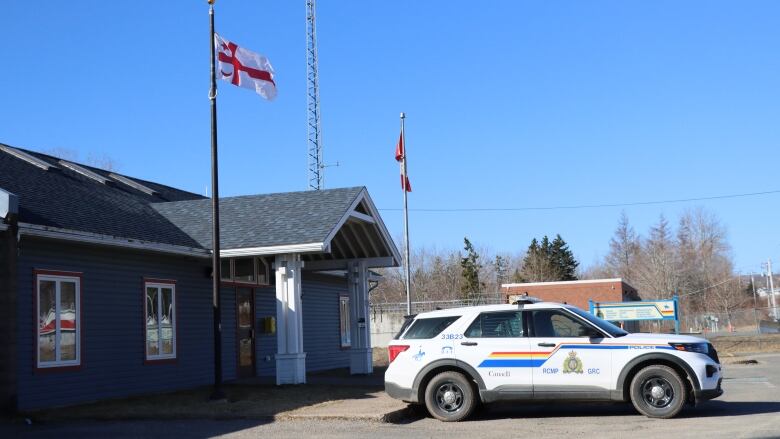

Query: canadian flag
<box><xmin>215</xmin><ymin>33</ymin><xmax>277</xmax><ymax>100</ymax></box>
<box><xmin>395</xmin><ymin>132</ymin><xmax>412</xmax><ymax>192</ymax></box>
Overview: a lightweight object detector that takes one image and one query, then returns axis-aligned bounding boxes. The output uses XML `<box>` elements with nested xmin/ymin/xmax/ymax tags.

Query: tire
<box><xmin>629</xmin><ymin>365</ymin><xmax>687</xmax><ymax>419</ymax></box>
<box><xmin>423</xmin><ymin>371</ymin><xmax>476</xmax><ymax>422</ymax></box>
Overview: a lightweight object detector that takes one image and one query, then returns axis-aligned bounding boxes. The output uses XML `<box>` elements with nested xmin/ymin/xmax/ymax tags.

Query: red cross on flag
<box><xmin>215</xmin><ymin>33</ymin><xmax>277</xmax><ymax>100</ymax></box>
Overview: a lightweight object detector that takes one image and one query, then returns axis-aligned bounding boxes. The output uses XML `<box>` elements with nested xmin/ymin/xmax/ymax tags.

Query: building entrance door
<box><xmin>236</xmin><ymin>287</ymin><xmax>255</xmax><ymax>378</ymax></box>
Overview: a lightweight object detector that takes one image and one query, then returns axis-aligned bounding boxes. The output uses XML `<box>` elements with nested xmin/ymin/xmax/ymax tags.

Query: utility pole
<box><xmin>751</xmin><ymin>274</ymin><xmax>760</xmax><ymax>334</ymax></box>
<box><xmin>769</xmin><ymin>259</ymin><xmax>778</xmax><ymax>320</ymax></box>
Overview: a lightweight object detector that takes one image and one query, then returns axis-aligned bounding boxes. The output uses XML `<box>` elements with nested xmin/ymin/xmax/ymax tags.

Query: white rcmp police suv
<box><xmin>385</xmin><ymin>299</ymin><xmax>723</xmax><ymax>422</ymax></box>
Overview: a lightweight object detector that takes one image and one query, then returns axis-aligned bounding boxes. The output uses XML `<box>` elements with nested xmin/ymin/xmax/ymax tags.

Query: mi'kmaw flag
<box><xmin>395</xmin><ymin>132</ymin><xmax>412</xmax><ymax>192</ymax></box>
<box><xmin>215</xmin><ymin>33</ymin><xmax>277</xmax><ymax>100</ymax></box>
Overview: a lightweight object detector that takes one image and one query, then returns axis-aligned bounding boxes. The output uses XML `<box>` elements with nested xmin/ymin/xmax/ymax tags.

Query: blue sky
<box><xmin>2</xmin><ymin>1</ymin><xmax>779</xmax><ymax>274</ymax></box>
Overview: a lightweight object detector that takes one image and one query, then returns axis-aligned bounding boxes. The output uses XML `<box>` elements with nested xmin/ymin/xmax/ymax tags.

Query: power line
<box><xmin>678</xmin><ymin>276</ymin><xmax>739</xmax><ymax>298</ymax></box>
<box><xmin>379</xmin><ymin>189</ymin><xmax>780</xmax><ymax>212</ymax></box>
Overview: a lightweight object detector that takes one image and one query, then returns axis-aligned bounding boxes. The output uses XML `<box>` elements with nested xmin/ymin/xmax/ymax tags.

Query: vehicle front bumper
<box><xmin>385</xmin><ymin>381</ymin><xmax>417</xmax><ymax>403</ymax></box>
<box><xmin>694</xmin><ymin>378</ymin><xmax>723</xmax><ymax>403</ymax></box>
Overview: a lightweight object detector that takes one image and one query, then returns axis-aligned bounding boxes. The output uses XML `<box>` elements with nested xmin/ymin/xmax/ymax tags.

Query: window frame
<box><xmin>34</xmin><ymin>270</ymin><xmax>83</xmax><ymax>371</ymax></box>
<box><xmin>339</xmin><ymin>295</ymin><xmax>351</xmax><ymax>349</ymax></box>
<box><xmin>464</xmin><ymin>310</ymin><xmax>526</xmax><ymax>339</ymax></box>
<box><xmin>143</xmin><ymin>278</ymin><xmax>178</xmax><ymax>363</ymax></box>
<box><xmin>401</xmin><ymin>315</ymin><xmax>462</xmax><ymax>340</ymax></box>
<box><xmin>528</xmin><ymin>308</ymin><xmax>607</xmax><ymax>338</ymax></box>
<box><xmin>219</xmin><ymin>257</ymin><xmax>271</xmax><ymax>286</ymax></box>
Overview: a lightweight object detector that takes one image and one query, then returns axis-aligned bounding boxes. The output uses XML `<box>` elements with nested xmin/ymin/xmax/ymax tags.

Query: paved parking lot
<box><xmin>4</xmin><ymin>354</ymin><xmax>780</xmax><ymax>439</ymax></box>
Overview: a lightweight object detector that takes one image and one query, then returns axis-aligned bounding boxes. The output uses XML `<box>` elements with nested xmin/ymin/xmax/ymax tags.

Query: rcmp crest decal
<box><xmin>562</xmin><ymin>351</ymin><xmax>583</xmax><ymax>374</ymax></box>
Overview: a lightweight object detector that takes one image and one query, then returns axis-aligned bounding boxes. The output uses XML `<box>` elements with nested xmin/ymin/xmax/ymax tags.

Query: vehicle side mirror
<box><xmin>587</xmin><ymin>330</ymin><xmax>603</xmax><ymax>339</ymax></box>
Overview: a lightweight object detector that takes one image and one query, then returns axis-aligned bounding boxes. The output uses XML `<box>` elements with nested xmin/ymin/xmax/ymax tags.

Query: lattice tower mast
<box><xmin>306</xmin><ymin>0</ymin><xmax>324</xmax><ymax>190</ymax></box>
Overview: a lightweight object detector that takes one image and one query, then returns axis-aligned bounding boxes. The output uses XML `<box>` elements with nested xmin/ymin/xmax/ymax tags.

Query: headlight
<box><xmin>669</xmin><ymin>342</ymin><xmax>709</xmax><ymax>354</ymax></box>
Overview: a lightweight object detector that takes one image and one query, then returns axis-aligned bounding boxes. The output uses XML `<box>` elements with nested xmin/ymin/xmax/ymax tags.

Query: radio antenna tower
<box><xmin>306</xmin><ymin>0</ymin><xmax>324</xmax><ymax>190</ymax></box>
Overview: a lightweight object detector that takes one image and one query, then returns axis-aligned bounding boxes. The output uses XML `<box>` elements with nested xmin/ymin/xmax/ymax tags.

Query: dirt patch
<box><xmin>25</xmin><ymin>383</ymin><xmax>383</xmax><ymax>422</ymax></box>
<box><xmin>710</xmin><ymin>334</ymin><xmax>780</xmax><ymax>354</ymax></box>
<box><xmin>373</xmin><ymin>347</ymin><xmax>389</xmax><ymax>367</ymax></box>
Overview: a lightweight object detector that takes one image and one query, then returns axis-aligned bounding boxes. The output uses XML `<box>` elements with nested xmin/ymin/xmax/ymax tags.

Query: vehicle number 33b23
<box><xmin>441</xmin><ymin>334</ymin><xmax>463</xmax><ymax>340</ymax></box>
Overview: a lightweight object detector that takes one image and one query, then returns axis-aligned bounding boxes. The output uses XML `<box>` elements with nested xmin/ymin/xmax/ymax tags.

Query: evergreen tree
<box><xmin>551</xmin><ymin>234</ymin><xmax>579</xmax><ymax>280</ymax></box>
<box><xmin>460</xmin><ymin>237</ymin><xmax>482</xmax><ymax>301</ymax></box>
<box><xmin>518</xmin><ymin>235</ymin><xmax>579</xmax><ymax>282</ymax></box>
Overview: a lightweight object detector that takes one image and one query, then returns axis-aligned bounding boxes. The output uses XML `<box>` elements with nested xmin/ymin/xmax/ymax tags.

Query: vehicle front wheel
<box><xmin>629</xmin><ymin>365</ymin><xmax>687</xmax><ymax>418</ymax></box>
<box><xmin>424</xmin><ymin>371</ymin><xmax>476</xmax><ymax>422</ymax></box>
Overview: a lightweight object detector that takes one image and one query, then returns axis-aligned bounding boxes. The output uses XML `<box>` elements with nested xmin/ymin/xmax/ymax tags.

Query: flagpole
<box><xmin>207</xmin><ymin>0</ymin><xmax>225</xmax><ymax>401</ymax></box>
<box><xmin>401</xmin><ymin>112</ymin><xmax>412</xmax><ymax>315</ymax></box>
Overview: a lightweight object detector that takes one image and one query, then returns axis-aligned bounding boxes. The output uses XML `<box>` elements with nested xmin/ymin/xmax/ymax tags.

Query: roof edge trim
<box><xmin>221</xmin><ymin>242</ymin><xmax>326</xmax><ymax>257</ymax></box>
<box><xmin>18</xmin><ymin>223</ymin><xmax>209</xmax><ymax>258</ymax></box>
<box><xmin>502</xmin><ymin>278</ymin><xmax>626</xmax><ymax>288</ymax></box>
<box><xmin>357</xmin><ymin>188</ymin><xmax>403</xmax><ymax>266</ymax></box>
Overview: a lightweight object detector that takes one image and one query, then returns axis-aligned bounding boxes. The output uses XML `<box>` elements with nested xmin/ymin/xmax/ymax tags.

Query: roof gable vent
<box><xmin>59</xmin><ymin>160</ymin><xmax>112</xmax><ymax>185</ymax></box>
<box><xmin>109</xmin><ymin>173</ymin><xmax>158</xmax><ymax>195</ymax></box>
<box><xmin>0</xmin><ymin>144</ymin><xmax>58</xmax><ymax>171</ymax></box>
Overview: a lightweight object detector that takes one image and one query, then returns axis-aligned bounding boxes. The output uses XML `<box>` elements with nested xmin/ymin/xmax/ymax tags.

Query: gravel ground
<box><xmin>4</xmin><ymin>353</ymin><xmax>780</xmax><ymax>439</ymax></box>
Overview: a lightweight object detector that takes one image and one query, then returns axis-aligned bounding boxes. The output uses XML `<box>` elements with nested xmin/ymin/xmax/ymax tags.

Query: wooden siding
<box><xmin>15</xmin><ymin>238</ymin><xmax>220</xmax><ymax>411</ymax></box>
<box><xmin>15</xmin><ymin>238</ymin><xmax>359</xmax><ymax>410</ymax></box>
<box><xmin>301</xmin><ymin>274</ymin><xmax>351</xmax><ymax>372</ymax></box>
<box><xmin>254</xmin><ymin>285</ymin><xmax>277</xmax><ymax>377</ymax></box>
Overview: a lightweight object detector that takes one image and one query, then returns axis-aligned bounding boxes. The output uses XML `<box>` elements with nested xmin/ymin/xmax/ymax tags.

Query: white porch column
<box><xmin>348</xmin><ymin>260</ymin><xmax>373</xmax><ymax>374</ymax></box>
<box><xmin>275</xmin><ymin>253</ymin><xmax>306</xmax><ymax>384</ymax></box>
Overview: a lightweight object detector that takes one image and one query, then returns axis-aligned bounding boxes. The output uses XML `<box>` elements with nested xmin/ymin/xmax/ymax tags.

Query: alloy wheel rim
<box><xmin>642</xmin><ymin>376</ymin><xmax>674</xmax><ymax>408</ymax></box>
<box><xmin>435</xmin><ymin>382</ymin><xmax>464</xmax><ymax>413</ymax></box>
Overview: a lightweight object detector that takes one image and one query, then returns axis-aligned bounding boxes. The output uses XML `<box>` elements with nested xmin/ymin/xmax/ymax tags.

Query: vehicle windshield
<box><xmin>566</xmin><ymin>307</ymin><xmax>629</xmax><ymax>337</ymax></box>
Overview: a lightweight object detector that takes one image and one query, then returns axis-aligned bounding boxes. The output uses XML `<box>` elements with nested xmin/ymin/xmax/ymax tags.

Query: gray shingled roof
<box><xmin>152</xmin><ymin>187</ymin><xmax>365</xmax><ymax>250</ymax></box>
<box><xmin>0</xmin><ymin>144</ymin><xmax>206</xmax><ymax>248</ymax></box>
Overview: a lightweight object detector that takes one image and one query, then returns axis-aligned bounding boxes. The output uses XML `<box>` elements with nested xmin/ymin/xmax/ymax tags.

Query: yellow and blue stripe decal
<box><xmin>477</xmin><ymin>343</ymin><xmax>675</xmax><ymax>368</ymax></box>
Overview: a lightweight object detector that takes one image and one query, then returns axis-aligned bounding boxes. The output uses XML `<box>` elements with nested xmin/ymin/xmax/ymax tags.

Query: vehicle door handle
<box><xmin>537</xmin><ymin>343</ymin><xmax>555</xmax><ymax>347</ymax></box>
<box><xmin>460</xmin><ymin>341</ymin><xmax>478</xmax><ymax>346</ymax></box>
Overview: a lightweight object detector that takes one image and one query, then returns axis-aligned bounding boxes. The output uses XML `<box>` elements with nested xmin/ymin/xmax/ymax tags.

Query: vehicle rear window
<box><xmin>393</xmin><ymin>315</ymin><xmax>417</xmax><ymax>340</ymax></box>
<box><xmin>402</xmin><ymin>316</ymin><xmax>460</xmax><ymax>339</ymax></box>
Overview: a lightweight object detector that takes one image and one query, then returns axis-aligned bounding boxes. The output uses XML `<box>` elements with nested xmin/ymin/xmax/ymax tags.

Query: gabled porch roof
<box><xmin>153</xmin><ymin>187</ymin><xmax>401</xmax><ymax>269</ymax></box>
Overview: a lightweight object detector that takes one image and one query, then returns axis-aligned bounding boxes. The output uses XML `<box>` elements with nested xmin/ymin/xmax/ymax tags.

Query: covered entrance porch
<box><xmin>155</xmin><ymin>187</ymin><xmax>400</xmax><ymax>385</ymax></box>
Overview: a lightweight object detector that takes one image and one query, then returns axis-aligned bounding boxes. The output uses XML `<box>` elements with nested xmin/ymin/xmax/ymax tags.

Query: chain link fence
<box><xmin>370</xmin><ymin>294</ymin><xmax>780</xmax><ymax>346</ymax></box>
<box><xmin>679</xmin><ymin>306</ymin><xmax>779</xmax><ymax>337</ymax></box>
<box><xmin>370</xmin><ymin>295</ymin><xmax>506</xmax><ymax>347</ymax></box>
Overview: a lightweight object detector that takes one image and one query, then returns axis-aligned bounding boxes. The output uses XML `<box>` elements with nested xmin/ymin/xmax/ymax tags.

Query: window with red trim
<box><xmin>36</xmin><ymin>273</ymin><xmax>81</xmax><ymax>368</ymax></box>
<box><xmin>145</xmin><ymin>281</ymin><xmax>176</xmax><ymax>360</ymax></box>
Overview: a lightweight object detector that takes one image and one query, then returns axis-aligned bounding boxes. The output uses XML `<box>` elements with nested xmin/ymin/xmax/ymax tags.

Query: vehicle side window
<box><xmin>465</xmin><ymin>311</ymin><xmax>524</xmax><ymax>338</ymax></box>
<box><xmin>403</xmin><ymin>316</ymin><xmax>459</xmax><ymax>339</ymax></box>
<box><xmin>531</xmin><ymin>310</ymin><xmax>592</xmax><ymax>338</ymax></box>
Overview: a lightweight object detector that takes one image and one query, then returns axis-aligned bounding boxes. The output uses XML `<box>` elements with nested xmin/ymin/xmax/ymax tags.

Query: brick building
<box><xmin>502</xmin><ymin>278</ymin><xmax>640</xmax><ymax>311</ymax></box>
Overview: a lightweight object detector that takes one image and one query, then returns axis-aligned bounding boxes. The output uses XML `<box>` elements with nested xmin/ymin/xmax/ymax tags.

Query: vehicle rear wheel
<box><xmin>629</xmin><ymin>365</ymin><xmax>686</xmax><ymax>419</ymax></box>
<box><xmin>424</xmin><ymin>371</ymin><xmax>476</xmax><ymax>422</ymax></box>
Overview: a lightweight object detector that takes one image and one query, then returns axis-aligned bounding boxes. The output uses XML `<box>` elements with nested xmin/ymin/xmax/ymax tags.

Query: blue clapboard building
<box><xmin>0</xmin><ymin>143</ymin><xmax>400</xmax><ymax>411</ymax></box>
